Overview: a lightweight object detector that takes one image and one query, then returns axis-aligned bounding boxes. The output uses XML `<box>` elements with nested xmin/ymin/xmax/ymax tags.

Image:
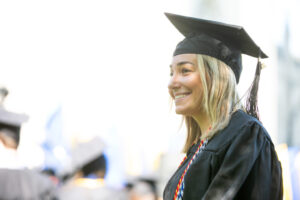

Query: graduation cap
<box><xmin>165</xmin><ymin>13</ymin><xmax>266</xmax><ymax>119</ymax></box>
<box><xmin>0</xmin><ymin>107</ymin><xmax>29</xmax><ymax>148</ymax></box>
<box><xmin>0</xmin><ymin>86</ymin><xmax>29</xmax><ymax>147</ymax></box>
<box><xmin>60</xmin><ymin>137</ymin><xmax>106</xmax><ymax>182</ymax></box>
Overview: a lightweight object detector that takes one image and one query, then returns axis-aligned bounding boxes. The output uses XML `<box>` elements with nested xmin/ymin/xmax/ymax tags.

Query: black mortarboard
<box><xmin>165</xmin><ymin>12</ymin><xmax>267</xmax><ymax>84</ymax></box>
<box><xmin>165</xmin><ymin>13</ymin><xmax>267</xmax><ymax>119</ymax></box>
<box><xmin>60</xmin><ymin>137</ymin><xmax>105</xmax><ymax>181</ymax></box>
<box><xmin>0</xmin><ymin>107</ymin><xmax>29</xmax><ymax>147</ymax></box>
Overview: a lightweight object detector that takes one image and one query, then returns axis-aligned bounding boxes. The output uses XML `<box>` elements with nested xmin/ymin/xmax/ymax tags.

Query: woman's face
<box><xmin>168</xmin><ymin>54</ymin><xmax>203</xmax><ymax>117</ymax></box>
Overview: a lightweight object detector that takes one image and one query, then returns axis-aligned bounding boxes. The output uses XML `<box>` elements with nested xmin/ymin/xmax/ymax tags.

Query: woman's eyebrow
<box><xmin>170</xmin><ymin>61</ymin><xmax>195</xmax><ymax>68</ymax></box>
<box><xmin>177</xmin><ymin>61</ymin><xmax>195</xmax><ymax>66</ymax></box>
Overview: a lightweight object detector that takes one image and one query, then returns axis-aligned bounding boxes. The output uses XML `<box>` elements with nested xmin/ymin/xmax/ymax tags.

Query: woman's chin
<box><xmin>175</xmin><ymin>107</ymin><xmax>202</xmax><ymax>117</ymax></box>
<box><xmin>175</xmin><ymin>108</ymin><xmax>189</xmax><ymax>115</ymax></box>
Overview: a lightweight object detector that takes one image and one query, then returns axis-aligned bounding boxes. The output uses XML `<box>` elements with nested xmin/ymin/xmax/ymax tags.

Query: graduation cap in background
<box><xmin>60</xmin><ymin>137</ymin><xmax>106</xmax><ymax>182</ymax></box>
<box><xmin>125</xmin><ymin>176</ymin><xmax>158</xmax><ymax>198</ymax></box>
<box><xmin>165</xmin><ymin>13</ymin><xmax>267</xmax><ymax>119</ymax></box>
<box><xmin>0</xmin><ymin>87</ymin><xmax>28</xmax><ymax>148</ymax></box>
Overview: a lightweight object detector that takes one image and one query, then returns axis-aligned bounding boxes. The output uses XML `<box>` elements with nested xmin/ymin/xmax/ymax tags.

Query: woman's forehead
<box><xmin>171</xmin><ymin>54</ymin><xmax>197</xmax><ymax>66</ymax></box>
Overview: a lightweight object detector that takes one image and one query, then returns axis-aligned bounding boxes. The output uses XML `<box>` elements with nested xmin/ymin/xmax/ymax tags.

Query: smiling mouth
<box><xmin>174</xmin><ymin>93</ymin><xmax>190</xmax><ymax>100</ymax></box>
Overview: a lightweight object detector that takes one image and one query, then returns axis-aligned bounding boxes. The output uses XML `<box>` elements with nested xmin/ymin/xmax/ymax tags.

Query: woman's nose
<box><xmin>168</xmin><ymin>73</ymin><xmax>180</xmax><ymax>90</ymax></box>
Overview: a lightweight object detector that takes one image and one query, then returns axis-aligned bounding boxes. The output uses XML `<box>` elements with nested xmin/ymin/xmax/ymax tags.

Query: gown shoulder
<box><xmin>201</xmin><ymin>110</ymin><xmax>283</xmax><ymax>200</ymax></box>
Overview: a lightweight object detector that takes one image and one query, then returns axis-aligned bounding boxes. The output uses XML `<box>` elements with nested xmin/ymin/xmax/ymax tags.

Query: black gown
<box><xmin>163</xmin><ymin>110</ymin><xmax>283</xmax><ymax>200</ymax></box>
<box><xmin>0</xmin><ymin>168</ymin><xmax>57</xmax><ymax>200</ymax></box>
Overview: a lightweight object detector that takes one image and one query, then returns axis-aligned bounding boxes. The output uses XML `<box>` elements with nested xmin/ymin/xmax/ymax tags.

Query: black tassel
<box><xmin>245</xmin><ymin>59</ymin><xmax>262</xmax><ymax>120</ymax></box>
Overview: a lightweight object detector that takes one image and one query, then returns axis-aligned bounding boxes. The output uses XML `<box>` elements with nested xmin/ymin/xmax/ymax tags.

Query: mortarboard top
<box><xmin>165</xmin><ymin>12</ymin><xmax>267</xmax><ymax>83</ymax></box>
<box><xmin>66</xmin><ymin>137</ymin><xmax>105</xmax><ymax>175</ymax></box>
<box><xmin>59</xmin><ymin>137</ymin><xmax>106</xmax><ymax>181</ymax></box>
<box><xmin>0</xmin><ymin>107</ymin><xmax>29</xmax><ymax>128</ymax></box>
<box><xmin>0</xmin><ymin>86</ymin><xmax>28</xmax><ymax>128</ymax></box>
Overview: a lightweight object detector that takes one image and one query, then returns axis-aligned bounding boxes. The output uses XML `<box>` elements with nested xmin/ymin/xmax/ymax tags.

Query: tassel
<box><xmin>245</xmin><ymin>56</ymin><xmax>262</xmax><ymax>121</ymax></box>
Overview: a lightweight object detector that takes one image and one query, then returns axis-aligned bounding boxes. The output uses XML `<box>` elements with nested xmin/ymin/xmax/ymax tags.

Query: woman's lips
<box><xmin>174</xmin><ymin>93</ymin><xmax>190</xmax><ymax>103</ymax></box>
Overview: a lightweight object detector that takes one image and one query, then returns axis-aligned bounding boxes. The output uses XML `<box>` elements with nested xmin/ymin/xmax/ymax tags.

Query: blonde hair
<box><xmin>182</xmin><ymin>54</ymin><xmax>242</xmax><ymax>153</ymax></box>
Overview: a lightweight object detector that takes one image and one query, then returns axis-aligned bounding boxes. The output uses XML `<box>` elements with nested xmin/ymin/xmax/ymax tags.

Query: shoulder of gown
<box><xmin>201</xmin><ymin>110</ymin><xmax>283</xmax><ymax>200</ymax></box>
<box><xmin>205</xmin><ymin>109</ymin><xmax>272</xmax><ymax>152</ymax></box>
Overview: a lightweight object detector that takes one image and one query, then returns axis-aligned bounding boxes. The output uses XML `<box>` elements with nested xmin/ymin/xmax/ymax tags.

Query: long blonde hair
<box><xmin>182</xmin><ymin>54</ymin><xmax>242</xmax><ymax>153</ymax></box>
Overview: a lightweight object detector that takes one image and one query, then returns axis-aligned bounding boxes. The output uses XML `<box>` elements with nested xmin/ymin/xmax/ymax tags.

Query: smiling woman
<box><xmin>169</xmin><ymin>54</ymin><xmax>242</xmax><ymax>153</ymax></box>
<box><xmin>163</xmin><ymin>13</ymin><xmax>283</xmax><ymax>200</ymax></box>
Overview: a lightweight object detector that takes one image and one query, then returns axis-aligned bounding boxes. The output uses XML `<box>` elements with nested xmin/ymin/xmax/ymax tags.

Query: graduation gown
<box><xmin>0</xmin><ymin>168</ymin><xmax>57</xmax><ymax>200</ymax></box>
<box><xmin>163</xmin><ymin>110</ymin><xmax>283</xmax><ymax>200</ymax></box>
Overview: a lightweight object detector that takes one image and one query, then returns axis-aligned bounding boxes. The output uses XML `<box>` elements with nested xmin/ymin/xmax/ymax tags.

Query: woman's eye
<box><xmin>170</xmin><ymin>71</ymin><xmax>173</xmax><ymax>76</ymax></box>
<box><xmin>182</xmin><ymin>68</ymin><xmax>190</xmax><ymax>74</ymax></box>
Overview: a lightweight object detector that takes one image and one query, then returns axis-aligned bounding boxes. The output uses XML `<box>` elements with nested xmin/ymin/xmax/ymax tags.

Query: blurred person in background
<box><xmin>127</xmin><ymin>178</ymin><xmax>157</xmax><ymax>200</ymax></box>
<box><xmin>0</xmin><ymin>86</ymin><xmax>58</xmax><ymax>200</ymax></box>
<box><xmin>129</xmin><ymin>181</ymin><xmax>156</xmax><ymax>200</ymax></box>
<box><xmin>58</xmin><ymin>137</ymin><xmax>126</xmax><ymax>200</ymax></box>
<box><xmin>163</xmin><ymin>13</ymin><xmax>283</xmax><ymax>200</ymax></box>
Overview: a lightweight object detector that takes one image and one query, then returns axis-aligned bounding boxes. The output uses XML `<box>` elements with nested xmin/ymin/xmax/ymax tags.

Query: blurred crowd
<box><xmin>1</xmin><ymin>85</ymin><xmax>300</xmax><ymax>200</ymax></box>
<box><xmin>0</xmin><ymin>86</ymin><xmax>159</xmax><ymax>200</ymax></box>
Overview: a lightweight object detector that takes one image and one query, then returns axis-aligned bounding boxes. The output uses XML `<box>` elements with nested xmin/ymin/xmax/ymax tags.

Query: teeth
<box><xmin>175</xmin><ymin>94</ymin><xmax>187</xmax><ymax>99</ymax></box>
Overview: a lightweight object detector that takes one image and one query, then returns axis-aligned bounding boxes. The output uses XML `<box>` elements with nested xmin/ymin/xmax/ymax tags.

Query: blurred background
<box><xmin>0</xmin><ymin>0</ymin><xmax>299</xmax><ymax>199</ymax></box>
